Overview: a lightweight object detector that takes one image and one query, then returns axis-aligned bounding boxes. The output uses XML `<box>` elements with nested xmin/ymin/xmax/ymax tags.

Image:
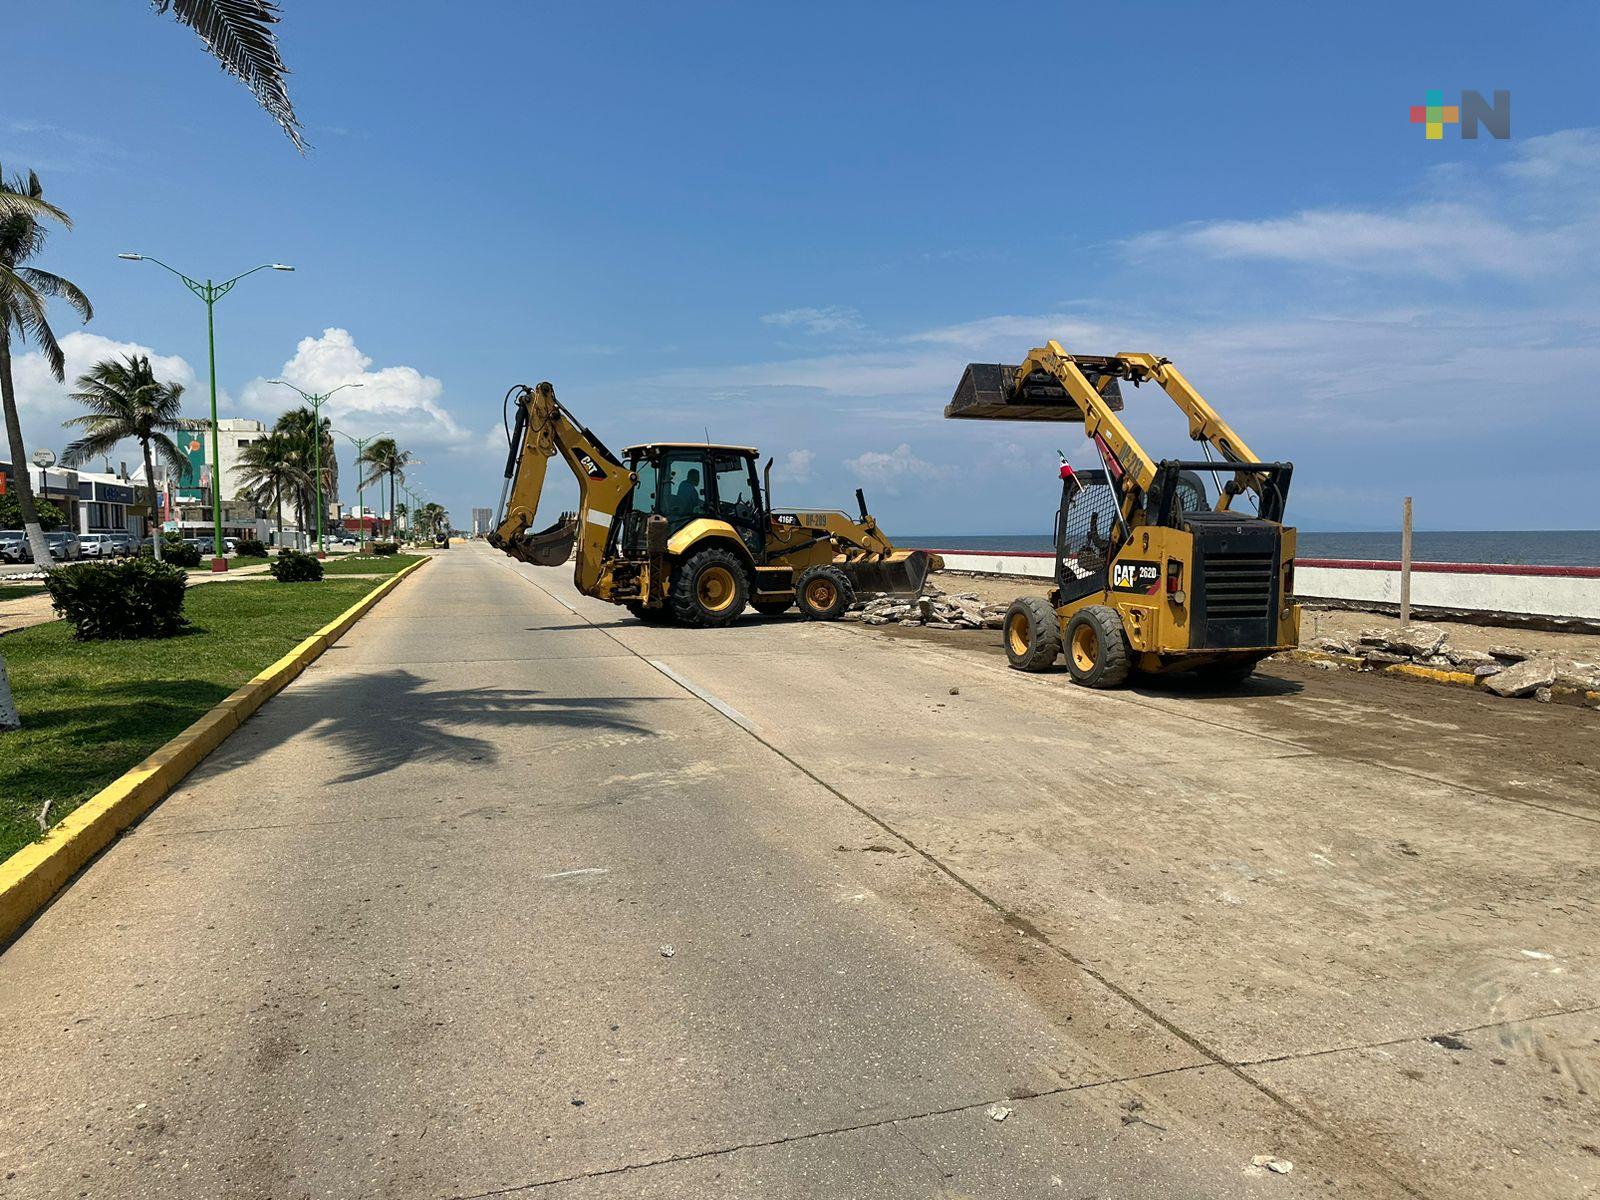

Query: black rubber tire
<box><xmin>1064</xmin><ymin>605</ymin><xmax>1132</xmax><ymax>688</ymax></box>
<box><xmin>749</xmin><ymin>597</ymin><xmax>794</xmax><ymax>616</ymax></box>
<box><xmin>669</xmin><ymin>547</ymin><xmax>750</xmax><ymax>627</ymax></box>
<box><xmin>1196</xmin><ymin>659</ymin><xmax>1257</xmax><ymax>688</ymax></box>
<box><xmin>625</xmin><ymin>601</ymin><xmax>675</xmax><ymax>625</ymax></box>
<box><xmin>794</xmin><ymin>565</ymin><xmax>855</xmax><ymax>621</ymax></box>
<box><xmin>1003</xmin><ymin>596</ymin><xmax>1062</xmax><ymax>672</ymax></box>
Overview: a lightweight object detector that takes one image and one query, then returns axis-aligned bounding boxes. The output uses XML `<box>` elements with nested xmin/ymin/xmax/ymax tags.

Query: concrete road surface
<box><xmin>1</xmin><ymin>544</ymin><xmax>1594</xmax><ymax>1199</ymax></box>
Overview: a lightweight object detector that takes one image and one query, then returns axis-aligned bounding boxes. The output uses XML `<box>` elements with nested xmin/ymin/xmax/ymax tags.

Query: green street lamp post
<box><xmin>332</xmin><ymin>428</ymin><xmax>390</xmax><ymax>552</ymax></box>
<box><xmin>268</xmin><ymin>380</ymin><xmax>362</xmax><ymax>557</ymax></box>
<box><xmin>118</xmin><ymin>254</ymin><xmax>294</xmax><ymax>570</ymax></box>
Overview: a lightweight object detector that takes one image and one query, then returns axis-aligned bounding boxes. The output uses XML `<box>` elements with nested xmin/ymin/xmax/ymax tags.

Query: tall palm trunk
<box><xmin>0</xmin><ymin>335</ymin><xmax>55</xmax><ymax>569</ymax></box>
<box><xmin>389</xmin><ymin>469</ymin><xmax>396</xmax><ymax>539</ymax></box>
<box><xmin>138</xmin><ymin>436</ymin><xmax>164</xmax><ymax>563</ymax></box>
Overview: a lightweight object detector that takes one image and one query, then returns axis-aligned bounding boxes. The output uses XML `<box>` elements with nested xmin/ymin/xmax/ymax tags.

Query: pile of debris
<box><xmin>845</xmin><ymin>585</ymin><xmax>1011</xmax><ymax>631</ymax></box>
<box><xmin>1312</xmin><ymin>626</ymin><xmax>1600</xmax><ymax>703</ymax></box>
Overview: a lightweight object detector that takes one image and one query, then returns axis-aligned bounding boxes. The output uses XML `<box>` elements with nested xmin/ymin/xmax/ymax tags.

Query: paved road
<box><xmin>1</xmin><ymin>545</ymin><xmax>1594</xmax><ymax>1198</ymax></box>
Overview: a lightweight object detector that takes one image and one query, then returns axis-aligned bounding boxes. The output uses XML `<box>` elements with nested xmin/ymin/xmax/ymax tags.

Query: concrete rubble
<box><xmin>1310</xmin><ymin>628</ymin><xmax>1599</xmax><ymax>705</ymax></box>
<box><xmin>846</xmin><ymin>585</ymin><xmax>1011</xmax><ymax>630</ymax></box>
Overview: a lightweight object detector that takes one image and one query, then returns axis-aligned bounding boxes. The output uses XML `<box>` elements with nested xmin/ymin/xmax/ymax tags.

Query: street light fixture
<box><xmin>267</xmin><ymin>380</ymin><xmax>362</xmax><ymax>557</ymax></box>
<box><xmin>119</xmin><ymin>253</ymin><xmax>295</xmax><ymax>570</ymax></box>
<box><xmin>332</xmin><ymin>427</ymin><xmax>390</xmax><ymax>552</ymax></box>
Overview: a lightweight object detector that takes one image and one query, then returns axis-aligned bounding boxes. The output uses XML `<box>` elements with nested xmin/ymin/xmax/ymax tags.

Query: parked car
<box><xmin>44</xmin><ymin>531</ymin><xmax>80</xmax><ymax>561</ymax></box>
<box><xmin>0</xmin><ymin>530</ymin><xmax>27</xmax><ymax>563</ymax></box>
<box><xmin>109</xmin><ymin>532</ymin><xmax>138</xmax><ymax>556</ymax></box>
<box><xmin>79</xmin><ymin>533</ymin><xmax>120</xmax><ymax>559</ymax></box>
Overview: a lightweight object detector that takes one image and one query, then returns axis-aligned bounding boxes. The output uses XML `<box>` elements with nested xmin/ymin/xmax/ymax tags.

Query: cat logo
<box><xmin>1112</xmin><ymin>560</ymin><xmax>1161</xmax><ymax>592</ymax></box>
<box><xmin>577</xmin><ymin>454</ymin><xmax>606</xmax><ymax>480</ymax></box>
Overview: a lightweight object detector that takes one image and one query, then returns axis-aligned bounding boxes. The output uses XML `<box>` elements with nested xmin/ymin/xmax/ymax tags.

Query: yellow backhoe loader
<box><xmin>489</xmin><ymin>382</ymin><xmax>939</xmax><ymax>626</ymax></box>
<box><xmin>946</xmin><ymin>341</ymin><xmax>1299</xmax><ymax>688</ymax></box>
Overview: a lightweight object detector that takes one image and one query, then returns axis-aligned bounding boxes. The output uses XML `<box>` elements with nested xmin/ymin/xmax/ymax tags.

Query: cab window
<box><xmin>629</xmin><ymin>456</ymin><xmax>660</xmax><ymax>515</ymax></box>
<box><xmin>662</xmin><ymin>452</ymin><xmax>709</xmax><ymax>519</ymax></box>
<box><xmin>711</xmin><ymin>454</ymin><xmax>757</xmax><ymax>521</ymax></box>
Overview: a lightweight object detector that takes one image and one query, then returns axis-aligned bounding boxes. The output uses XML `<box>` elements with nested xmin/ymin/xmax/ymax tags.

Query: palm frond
<box><xmin>147</xmin><ymin>430</ymin><xmax>193</xmax><ymax>479</ymax></box>
<box><xmin>59</xmin><ymin>427</ymin><xmax>125</xmax><ymax>466</ymax></box>
<box><xmin>0</xmin><ymin>188</ymin><xmax>70</xmax><ymax>227</ymax></box>
<box><xmin>153</xmin><ymin>0</ymin><xmax>305</xmax><ymax>152</ymax></box>
<box><xmin>18</xmin><ymin>267</ymin><xmax>93</xmax><ymax>323</ymax></box>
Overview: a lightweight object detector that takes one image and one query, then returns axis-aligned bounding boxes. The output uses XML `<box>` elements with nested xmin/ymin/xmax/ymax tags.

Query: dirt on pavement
<box><xmin>854</xmin><ymin>571</ymin><xmax>1600</xmax><ymax>823</ymax></box>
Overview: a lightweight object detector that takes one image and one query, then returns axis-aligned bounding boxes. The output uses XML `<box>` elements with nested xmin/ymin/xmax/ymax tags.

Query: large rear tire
<box><xmin>1064</xmin><ymin>605</ymin><xmax>1132</xmax><ymax>688</ymax></box>
<box><xmin>1004</xmin><ymin>597</ymin><xmax>1062</xmax><ymax>672</ymax></box>
<box><xmin>795</xmin><ymin>565</ymin><xmax>855</xmax><ymax>621</ymax></box>
<box><xmin>670</xmin><ymin>548</ymin><xmax>749</xmax><ymax>627</ymax></box>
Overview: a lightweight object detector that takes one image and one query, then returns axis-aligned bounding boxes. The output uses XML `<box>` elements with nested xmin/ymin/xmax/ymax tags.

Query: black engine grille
<box><xmin>1201</xmin><ymin>551</ymin><xmax>1275</xmax><ymax>620</ymax></box>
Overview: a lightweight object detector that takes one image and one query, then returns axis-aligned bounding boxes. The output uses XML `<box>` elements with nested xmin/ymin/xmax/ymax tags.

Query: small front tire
<box><xmin>1004</xmin><ymin>596</ymin><xmax>1062</xmax><ymax>672</ymax></box>
<box><xmin>1064</xmin><ymin>605</ymin><xmax>1132</xmax><ymax>688</ymax></box>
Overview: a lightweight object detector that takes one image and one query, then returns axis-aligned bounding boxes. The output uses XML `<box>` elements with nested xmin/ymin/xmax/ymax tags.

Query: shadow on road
<box><xmin>233</xmin><ymin>669</ymin><xmax>659</xmax><ymax>783</ymax></box>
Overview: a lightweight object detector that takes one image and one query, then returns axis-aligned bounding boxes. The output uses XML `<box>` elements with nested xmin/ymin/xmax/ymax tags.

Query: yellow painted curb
<box><xmin>0</xmin><ymin>556</ymin><xmax>430</xmax><ymax>945</ymax></box>
<box><xmin>1288</xmin><ymin>648</ymin><xmax>1482</xmax><ymax>690</ymax></box>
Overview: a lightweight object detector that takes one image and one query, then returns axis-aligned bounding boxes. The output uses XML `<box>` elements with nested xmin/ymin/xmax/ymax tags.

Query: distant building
<box><xmin>471</xmin><ymin>506</ymin><xmax>494</xmax><ymax>536</ymax></box>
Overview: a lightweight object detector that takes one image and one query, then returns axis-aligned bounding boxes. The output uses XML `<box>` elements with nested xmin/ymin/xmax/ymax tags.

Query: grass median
<box><xmin>0</xmin><ymin>584</ymin><xmax>45</xmax><ymax>602</ymax></box>
<box><xmin>319</xmin><ymin>552</ymin><xmax>426</xmax><ymax>575</ymax></box>
<box><xmin>0</xmin><ymin>578</ymin><xmax>388</xmax><ymax>863</ymax></box>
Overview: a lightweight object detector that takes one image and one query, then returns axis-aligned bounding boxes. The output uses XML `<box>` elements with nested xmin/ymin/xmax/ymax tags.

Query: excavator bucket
<box><xmin>507</xmin><ymin>512</ymin><xmax>579</xmax><ymax>566</ymax></box>
<box><xmin>837</xmin><ymin>550</ymin><xmax>940</xmax><ymax>598</ymax></box>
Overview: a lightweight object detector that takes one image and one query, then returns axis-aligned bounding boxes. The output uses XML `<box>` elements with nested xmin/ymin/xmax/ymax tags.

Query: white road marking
<box><xmin>646</xmin><ymin>659</ymin><xmax>758</xmax><ymax>734</ymax></box>
<box><xmin>542</xmin><ymin>867</ymin><xmax>611</xmax><ymax>880</ymax></box>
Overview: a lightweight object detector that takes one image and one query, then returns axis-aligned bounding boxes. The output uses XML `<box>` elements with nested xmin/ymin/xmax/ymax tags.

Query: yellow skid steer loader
<box><xmin>947</xmin><ymin>342</ymin><xmax>1299</xmax><ymax>688</ymax></box>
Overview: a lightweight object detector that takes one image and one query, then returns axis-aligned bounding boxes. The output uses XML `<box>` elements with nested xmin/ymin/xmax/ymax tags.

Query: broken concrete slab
<box><xmin>1482</xmin><ymin>656</ymin><xmax>1558</xmax><ymax>697</ymax></box>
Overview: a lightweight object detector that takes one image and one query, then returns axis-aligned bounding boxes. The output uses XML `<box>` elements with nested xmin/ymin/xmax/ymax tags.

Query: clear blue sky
<box><xmin>6</xmin><ymin>1</ymin><xmax>1598</xmax><ymax>533</ymax></box>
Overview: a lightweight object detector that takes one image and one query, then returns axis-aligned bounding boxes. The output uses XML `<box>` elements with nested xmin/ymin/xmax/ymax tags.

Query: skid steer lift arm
<box><xmin>490</xmin><ymin>381</ymin><xmax>633</xmax><ymax>593</ymax></box>
<box><xmin>1009</xmin><ymin>341</ymin><xmax>1273</xmax><ymax>513</ymax></box>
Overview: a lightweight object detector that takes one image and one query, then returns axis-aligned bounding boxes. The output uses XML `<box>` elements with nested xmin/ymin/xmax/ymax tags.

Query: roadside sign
<box><xmin>31</xmin><ymin>448</ymin><xmax>57</xmax><ymax>468</ymax></box>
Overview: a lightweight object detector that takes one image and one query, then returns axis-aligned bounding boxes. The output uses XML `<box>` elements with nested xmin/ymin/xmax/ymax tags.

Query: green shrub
<box><xmin>270</xmin><ymin>548</ymin><xmax>324</xmax><ymax>583</ymax></box>
<box><xmin>371</xmin><ymin>541</ymin><xmax>399</xmax><ymax>556</ymax></box>
<box><xmin>141</xmin><ymin>534</ymin><xmax>202</xmax><ymax>568</ymax></box>
<box><xmin>235</xmin><ymin>537</ymin><xmax>268</xmax><ymax>558</ymax></box>
<box><xmin>44</xmin><ymin>559</ymin><xmax>188</xmax><ymax>641</ymax></box>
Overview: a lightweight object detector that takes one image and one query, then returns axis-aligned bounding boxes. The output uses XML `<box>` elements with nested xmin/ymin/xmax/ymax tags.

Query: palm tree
<box><xmin>234</xmin><ymin>430</ymin><xmax>306</xmax><ymax>541</ymax></box>
<box><xmin>273</xmin><ymin>406</ymin><xmax>335</xmax><ymax>542</ymax></box>
<box><xmin>0</xmin><ymin>164</ymin><xmax>93</xmax><ymax>570</ymax></box>
<box><xmin>150</xmin><ymin>1</ymin><xmax>303</xmax><ymax>151</ymax></box>
<box><xmin>357</xmin><ymin>437</ymin><xmax>416</xmax><ymax>540</ymax></box>
<box><xmin>62</xmin><ymin>355</ymin><xmax>188</xmax><ymax>562</ymax></box>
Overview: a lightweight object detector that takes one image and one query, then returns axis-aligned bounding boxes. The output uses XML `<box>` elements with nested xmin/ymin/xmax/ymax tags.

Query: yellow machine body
<box><xmin>490</xmin><ymin>383</ymin><xmax>939</xmax><ymax>624</ymax></box>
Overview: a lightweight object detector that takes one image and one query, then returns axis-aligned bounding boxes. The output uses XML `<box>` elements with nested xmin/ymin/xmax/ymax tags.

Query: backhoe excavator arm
<box><xmin>489</xmin><ymin>382</ymin><xmax>634</xmax><ymax>595</ymax></box>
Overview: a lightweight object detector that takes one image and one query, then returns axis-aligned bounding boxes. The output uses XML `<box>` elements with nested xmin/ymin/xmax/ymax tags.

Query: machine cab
<box><xmin>617</xmin><ymin>443</ymin><xmax>767</xmax><ymax>557</ymax></box>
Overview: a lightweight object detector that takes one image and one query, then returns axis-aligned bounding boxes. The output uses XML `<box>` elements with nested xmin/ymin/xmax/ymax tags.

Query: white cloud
<box><xmin>761</xmin><ymin>306</ymin><xmax>863</xmax><ymax>335</ymax></box>
<box><xmin>240</xmin><ymin>328</ymin><xmax>466</xmax><ymax>445</ymax></box>
<box><xmin>844</xmin><ymin>443</ymin><xmax>956</xmax><ymax>496</ymax></box>
<box><xmin>11</xmin><ymin>332</ymin><xmax>197</xmax><ymax>461</ymax></box>
<box><xmin>1125</xmin><ymin>129</ymin><xmax>1600</xmax><ymax>281</ymax></box>
<box><xmin>771</xmin><ymin>448</ymin><xmax>814</xmax><ymax>483</ymax></box>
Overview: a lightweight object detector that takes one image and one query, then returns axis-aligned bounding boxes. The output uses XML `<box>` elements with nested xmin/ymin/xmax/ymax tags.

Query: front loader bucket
<box><xmin>838</xmin><ymin>550</ymin><xmax>940</xmax><ymax>598</ymax></box>
<box><xmin>506</xmin><ymin>512</ymin><xmax>579</xmax><ymax>566</ymax></box>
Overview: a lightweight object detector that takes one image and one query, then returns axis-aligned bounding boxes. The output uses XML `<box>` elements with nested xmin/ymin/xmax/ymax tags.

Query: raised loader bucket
<box><xmin>838</xmin><ymin>549</ymin><xmax>940</xmax><ymax>598</ymax></box>
<box><xmin>506</xmin><ymin>512</ymin><xmax>579</xmax><ymax>566</ymax></box>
